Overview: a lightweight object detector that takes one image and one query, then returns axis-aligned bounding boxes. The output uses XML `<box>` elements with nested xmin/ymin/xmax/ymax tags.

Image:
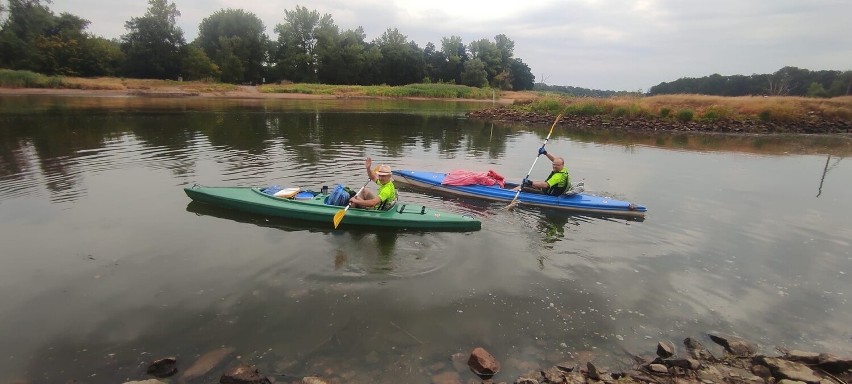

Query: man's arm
<box><xmin>530</xmin><ymin>180</ymin><xmax>549</xmax><ymax>189</ymax></box>
<box><xmin>365</xmin><ymin>158</ymin><xmax>377</xmax><ymax>181</ymax></box>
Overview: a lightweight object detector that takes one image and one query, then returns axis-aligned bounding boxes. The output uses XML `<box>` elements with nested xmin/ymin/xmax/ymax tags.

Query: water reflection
<box><xmin>816</xmin><ymin>154</ymin><xmax>843</xmax><ymax>197</ymax></box>
<box><xmin>3</xmin><ymin>96</ymin><xmax>851</xmax><ymax>206</ymax></box>
<box><xmin>185</xmin><ymin>201</ymin><xmax>444</xmax><ymax>278</ymax></box>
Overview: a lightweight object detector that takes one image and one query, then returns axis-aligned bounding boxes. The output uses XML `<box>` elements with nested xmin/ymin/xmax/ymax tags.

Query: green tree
<box><xmin>806</xmin><ymin>82</ymin><xmax>828</xmax><ymax>98</ymax></box>
<box><xmin>216</xmin><ymin>38</ymin><xmax>244</xmax><ymax>83</ymax></box>
<box><xmin>470</xmin><ymin>38</ymin><xmax>506</xmax><ymax>86</ymax></box>
<box><xmin>0</xmin><ymin>0</ymin><xmax>60</xmax><ymax>70</ymax></box>
<box><xmin>0</xmin><ymin>0</ymin><xmax>119</xmax><ymax>76</ymax></box>
<box><xmin>273</xmin><ymin>6</ymin><xmax>335</xmax><ymax>83</ymax></box>
<box><xmin>509</xmin><ymin>58</ymin><xmax>534</xmax><ymax>90</ymax></box>
<box><xmin>181</xmin><ymin>44</ymin><xmax>219</xmax><ymax>80</ymax></box>
<box><xmin>494</xmin><ymin>34</ymin><xmax>514</xmax><ymax>70</ymax></box>
<box><xmin>460</xmin><ymin>58</ymin><xmax>487</xmax><ymax>87</ymax></box>
<box><xmin>768</xmin><ymin>66</ymin><xmax>810</xmax><ymax>96</ymax></box>
<box><xmin>422</xmin><ymin>42</ymin><xmax>445</xmax><ymax>83</ymax></box>
<box><xmin>32</xmin><ymin>13</ymin><xmax>90</xmax><ymax>75</ymax></box>
<box><xmin>120</xmin><ymin>0</ymin><xmax>185</xmax><ymax>79</ymax></box>
<box><xmin>374</xmin><ymin>28</ymin><xmax>424</xmax><ymax>85</ymax></box>
<box><xmin>317</xmin><ymin>27</ymin><xmax>369</xmax><ymax>85</ymax></box>
<box><xmin>828</xmin><ymin>71</ymin><xmax>852</xmax><ymax>96</ymax></box>
<box><xmin>313</xmin><ymin>17</ymin><xmax>345</xmax><ymax>84</ymax></box>
<box><xmin>195</xmin><ymin>8</ymin><xmax>267</xmax><ymax>84</ymax></box>
<box><xmin>77</xmin><ymin>37</ymin><xmax>123</xmax><ymax>76</ymax></box>
<box><xmin>440</xmin><ymin>35</ymin><xmax>466</xmax><ymax>84</ymax></box>
<box><xmin>360</xmin><ymin>44</ymin><xmax>383</xmax><ymax>85</ymax></box>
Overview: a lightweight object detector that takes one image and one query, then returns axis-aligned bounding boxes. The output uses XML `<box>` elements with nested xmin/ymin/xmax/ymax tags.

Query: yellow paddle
<box><xmin>332</xmin><ymin>179</ymin><xmax>372</xmax><ymax>229</ymax></box>
<box><xmin>505</xmin><ymin>113</ymin><xmax>563</xmax><ymax>210</ymax></box>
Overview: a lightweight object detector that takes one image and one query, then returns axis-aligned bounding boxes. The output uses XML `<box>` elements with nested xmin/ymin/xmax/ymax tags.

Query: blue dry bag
<box><xmin>324</xmin><ymin>184</ymin><xmax>350</xmax><ymax>206</ymax></box>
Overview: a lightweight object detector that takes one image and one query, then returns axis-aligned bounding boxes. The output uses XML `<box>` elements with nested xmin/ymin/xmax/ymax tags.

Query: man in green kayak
<box><xmin>519</xmin><ymin>148</ymin><xmax>571</xmax><ymax>195</ymax></box>
<box><xmin>349</xmin><ymin>157</ymin><xmax>397</xmax><ymax>210</ymax></box>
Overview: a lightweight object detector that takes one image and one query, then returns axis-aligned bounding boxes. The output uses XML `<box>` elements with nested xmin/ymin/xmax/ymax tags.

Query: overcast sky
<box><xmin>48</xmin><ymin>0</ymin><xmax>852</xmax><ymax>91</ymax></box>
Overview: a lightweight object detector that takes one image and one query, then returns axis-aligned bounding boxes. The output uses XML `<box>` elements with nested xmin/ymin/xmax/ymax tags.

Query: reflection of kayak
<box><xmin>184</xmin><ymin>185</ymin><xmax>481</xmax><ymax>231</ymax></box>
<box><xmin>391</xmin><ymin>170</ymin><xmax>647</xmax><ymax>218</ymax></box>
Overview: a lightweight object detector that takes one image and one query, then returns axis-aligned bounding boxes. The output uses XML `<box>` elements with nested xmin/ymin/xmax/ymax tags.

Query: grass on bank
<box><xmin>0</xmin><ymin>69</ymin><xmax>238</xmax><ymax>92</ymax></box>
<box><xmin>523</xmin><ymin>94</ymin><xmax>852</xmax><ymax>123</ymax></box>
<box><xmin>259</xmin><ymin>82</ymin><xmax>495</xmax><ymax>99</ymax></box>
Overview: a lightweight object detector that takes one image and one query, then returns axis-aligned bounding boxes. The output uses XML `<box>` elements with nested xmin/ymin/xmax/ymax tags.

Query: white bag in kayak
<box><xmin>274</xmin><ymin>187</ymin><xmax>300</xmax><ymax>198</ymax></box>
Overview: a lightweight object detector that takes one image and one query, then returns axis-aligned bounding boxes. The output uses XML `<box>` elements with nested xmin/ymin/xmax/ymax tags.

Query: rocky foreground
<box><xmin>506</xmin><ymin>333</ymin><xmax>852</xmax><ymax>384</ymax></box>
<box><xmin>125</xmin><ymin>332</ymin><xmax>852</xmax><ymax>384</ymax></box>
<box><xmin>466</xmin><ymin>108</ymin><xmax>852</xmax><ymax>135</ymax></box>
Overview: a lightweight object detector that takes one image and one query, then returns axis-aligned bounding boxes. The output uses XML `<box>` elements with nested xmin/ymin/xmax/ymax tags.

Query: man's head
<box><xmin>376</xmin><ymin>165</ymin><xmax>393</xmax><ymax>181</ymax></box>
<box><xmin>551</xmin><ymin>157</ymin><xmax>564</xmax><ymax>171</ymax></box>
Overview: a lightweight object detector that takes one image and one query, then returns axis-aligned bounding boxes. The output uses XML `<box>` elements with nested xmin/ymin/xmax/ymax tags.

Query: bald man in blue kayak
<box><xmin>518</xmin><ymin>148</ymin><xmax>571</xmax><ymax>195</ymax></box>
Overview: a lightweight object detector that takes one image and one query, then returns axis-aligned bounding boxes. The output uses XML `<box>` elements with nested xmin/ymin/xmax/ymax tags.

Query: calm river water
<box><xmin>1</xmin><ymin>95</ymin><xmax>851</xmax><ymax>383</ymax></box>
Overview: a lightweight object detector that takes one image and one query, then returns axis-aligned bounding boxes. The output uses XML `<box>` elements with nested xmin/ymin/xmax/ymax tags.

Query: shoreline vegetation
<box><xmin>1</xmin><ymin>70</ymin><xmax>851</xmax><ymax>135</ymax></box>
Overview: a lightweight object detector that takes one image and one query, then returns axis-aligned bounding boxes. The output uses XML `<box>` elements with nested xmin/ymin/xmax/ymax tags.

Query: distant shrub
<box><xmin>629</xmin><ymin>104</ymin><xmax>651</xmax><ymax>118</ymax></box>
<box><xmin>755</xmin><ymin>107</ymin><xmax>800</xmax><ymax>123</ymax></box>
<box><xmin>528</xmin><ymin>97</ymin><xmax>563</xmax><ymax>114</ymax></box>
<box><xmin>806</xmin><ymin>82</ymin><xmax>828</xmax><ymax>98</ymax></box>
<box><xmin>659</xmin><ymin>107</ymin><xmax>671</xmax><ymax>118</ymax></box>
<box><xmin>45</xmin><ymin>76</ymin><xmax>66</xmax><ymax>88</ymax></box>
<box><xmin>676</xmin><ymin>109</ymin><xmax>694</xmax><ymax>122</ymax></box>
<box><xmin>611</xmin><ymin>106</ymin><xmax>628</xmax><ymax>117</ymax></box>
<box><xmin>702</xmin><ymin>105</ymin><xmax>733</xmax><ymax>121</ymax></box>
<box><xmin>565</xmin><ymin>102</ymin><xmax>605</xmax><ymax>116</ymax></box>
<box><xmin>0</xmin><ymin>69</ymin><xmax>57</xmax><ymax>88</ymax></box>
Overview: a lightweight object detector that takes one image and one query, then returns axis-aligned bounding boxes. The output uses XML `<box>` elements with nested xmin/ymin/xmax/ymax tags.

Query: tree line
<box><xmin>0</xmin><ymin>0</ymin><xmax>536</xmax><ymax>90</ymax></box>
<box><xmin>648</xmin><ymin>66</ymin><xmax>852</xmax><ymax>97</ymax></box>
<box><xmin>532</xmin><ymin>83</ymin><xmax>640</xmax><ymax>98</ymax></box>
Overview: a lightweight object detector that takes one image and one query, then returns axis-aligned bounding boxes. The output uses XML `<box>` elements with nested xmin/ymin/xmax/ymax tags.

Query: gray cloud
<box><xmin>47</xmin><ymin>0</ymin><xmax>852</xmax><ymax>91</ymax></box>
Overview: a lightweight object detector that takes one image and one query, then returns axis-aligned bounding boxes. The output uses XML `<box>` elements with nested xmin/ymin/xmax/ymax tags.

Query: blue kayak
<box><xmin>392</xmin><ymin>170</ymin><xmax>647</xmax><ymax>218</ymax></box>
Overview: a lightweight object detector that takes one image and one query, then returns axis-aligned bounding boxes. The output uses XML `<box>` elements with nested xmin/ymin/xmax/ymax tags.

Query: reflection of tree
<box><xmin>201</xmin><ymin>112</ymin><xmax>274</xmax><ymax>153</ymax></box>
<box><xmin>467</xmin><ymin>121</ymin><xmax>509</xmax><ymax>159</ymax></box>
<box><xmin>0</xmin><ymin>127</ymin><xmax>27</xmax><ymax>179</ymax></box>
<box><xmin>129</xmin><ymin>114</ymin><xmax>204</xmax><ymax>178</ymax></box>
<box><xmin>29</xmin><ymin>114</ymin><xmax>125</xmax><ymax>201</ymax></box>
<box><xmin>9</xmin><ymin>101</ymin><xmax>848</xmax><ymax>207</ymax></box>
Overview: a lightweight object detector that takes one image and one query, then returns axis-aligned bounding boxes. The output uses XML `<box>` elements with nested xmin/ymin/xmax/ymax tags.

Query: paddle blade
<box><xmin>502</xmin><ymin>191</ymin><xmax>522</xmax><ymax>210</ymax></box>
<box><xmin>502</xmin><ymin>201</ymin><xmax>518</xmax><ymax>211</ymax></box>
<box><xmin>332</xmin><ymin>208</ymin><xmax>347</xmax><ymax>228</ymax></box>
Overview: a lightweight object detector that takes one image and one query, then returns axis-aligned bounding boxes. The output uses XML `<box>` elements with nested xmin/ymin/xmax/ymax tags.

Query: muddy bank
<box><xmin>467</xmin><ymin>108</ymin><xmax>852</xmax><ymax>135</ymax></box>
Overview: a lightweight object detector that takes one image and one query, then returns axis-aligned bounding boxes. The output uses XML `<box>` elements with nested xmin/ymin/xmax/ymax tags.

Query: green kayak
<box><xmin>184</xmin><ymin>185</ymin><xmax>481</xmax><ymax>231</ymax></box>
